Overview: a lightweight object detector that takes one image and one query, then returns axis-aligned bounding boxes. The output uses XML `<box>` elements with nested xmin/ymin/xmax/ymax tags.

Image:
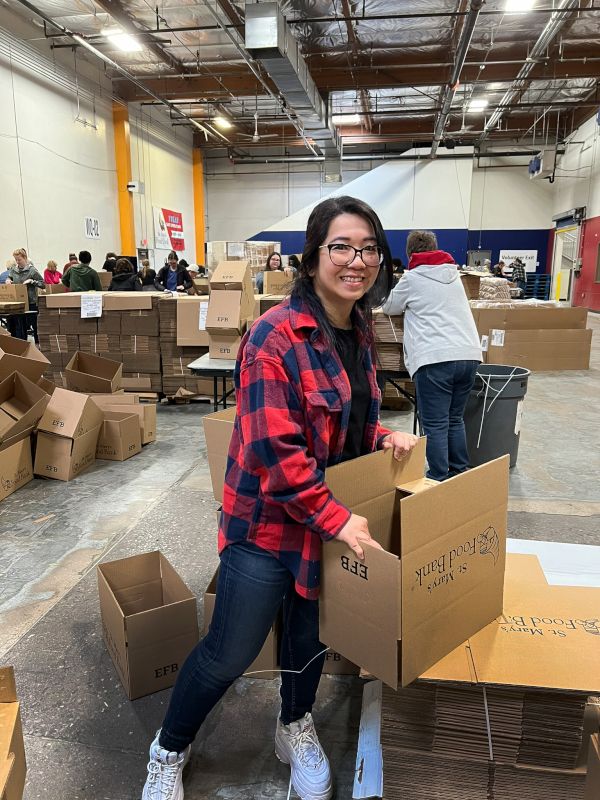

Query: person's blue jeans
<box><xmin>159</xmin><ymin>541</ymin><xmax>326</xmax><ymax>753</ymax></box>
<box><xmin>414</xmin><ymin>360</ymin><xmax>479</xmax><ymax>481</ymax></box>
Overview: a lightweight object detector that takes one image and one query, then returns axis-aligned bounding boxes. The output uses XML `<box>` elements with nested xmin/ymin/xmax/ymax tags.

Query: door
<box><xmin>551</xmin><ymin>226</ymin><xmax>580</xmax><ymax>304</ymax></box>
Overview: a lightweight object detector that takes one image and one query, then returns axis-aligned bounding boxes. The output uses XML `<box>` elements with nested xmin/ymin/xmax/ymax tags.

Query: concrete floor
<box><xmin>0</xmin><ymin>313</ymin><xmax>598</xmax><ymax>800</ymax></box>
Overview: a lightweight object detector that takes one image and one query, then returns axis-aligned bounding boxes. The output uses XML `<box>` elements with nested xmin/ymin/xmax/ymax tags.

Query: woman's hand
<box><xmin>23</xmin><ymin>278</ymin><xmax>33</xmax><ymax>285</ymax></box>
<box><xmin>382</xmin><ymin>431</ymin><xmax>419</xmax><ymax>460</ymax></box>
<box><xmin>176</xmin><ymin>284</ymin><xmax>185</xmax><ymax>291</ymax></box>
<box><xmin>336</xmin><ymin>513</ymin><xmax>383</xmax><ymax>561</ymax></box>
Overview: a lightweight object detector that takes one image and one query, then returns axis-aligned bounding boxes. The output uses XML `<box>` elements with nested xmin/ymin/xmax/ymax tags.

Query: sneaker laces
<box><xmin>145</xmin><ymin>755</ymin><xmax>180</xmax><ymax>799</ymax></box>
<box><xmin>287</xmin><ymin>723</ymin><xmax>325</xmax><ymax>770</ymax></box>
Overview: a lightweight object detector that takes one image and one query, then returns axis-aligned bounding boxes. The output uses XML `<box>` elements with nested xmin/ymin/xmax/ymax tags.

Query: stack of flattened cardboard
<box><xmin>160</xmin><ymin>296</ymin><xmax>215</xmax><ymax>397</ymax></box>
<box><xmin>0</xmin><ymin>666</ymin><xmax>26</xmax><ymax>800</ymax></box>
<box><xmin>373</xmin><ymin>310</ymin><xmax>405</xmax><ymax>373</ymax></box>
<box><xmin>34</xmin><ymin>388</ymin><xmax>103</xmax><ymax>481</ymax></box>
<box><xmin>471</xmin><ymin>305</ymin><xmax>591</xmax><ymax>370</ymax></box>
<box><xmin>206</xmin><ymin>261</ymin><xmax>254</xmax><ymax>360</ymax></box>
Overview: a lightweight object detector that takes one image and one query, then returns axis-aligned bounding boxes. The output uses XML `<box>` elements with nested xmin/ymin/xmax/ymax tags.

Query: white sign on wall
<box><xmin>499</xmin><ymin>249</ymin><xmax>538</xmax><ymax>272</ymax></box>
<box><xmin>84</xmin><ymin>217</ymin><xmax>100</xmax><ymax>239</ymax></box>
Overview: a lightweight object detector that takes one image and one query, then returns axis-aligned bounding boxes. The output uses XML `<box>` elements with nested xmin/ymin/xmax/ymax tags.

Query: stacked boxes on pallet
<box><xmin>161</xmin><ymin>295</ymin><xmax>211</xmax><ymax>397</ymax></box>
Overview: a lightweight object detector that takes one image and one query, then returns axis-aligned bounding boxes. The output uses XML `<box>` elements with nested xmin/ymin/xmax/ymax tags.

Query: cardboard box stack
<box><xmin>471</xmin><ymin>303</ymin><xmax>592</xmax><ymax>370</ymax></box>
<box><xmin>373</xmin><ymin>309</ymin><xmax>404</xmax><ymax>373</ymax></box>
<box><xmin>159</xmin><ymin>295</ymin><xmax>212</xmax><ymax>397</ymax></box>
<box><xmin>206</xmin><ymin>261</ymin><xmax>254</xmax><ymax>360</ymax></box>
<box><xmin>0</xmin><ymin>667</ymin><xmax>27</xmax><ymax>800</ymax></box>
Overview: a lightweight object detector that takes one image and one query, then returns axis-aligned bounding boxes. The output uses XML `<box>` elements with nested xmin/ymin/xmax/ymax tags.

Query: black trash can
<box><xmin>464</xmin><ymin>364</ymin><xmax>530</xmax><ymax>468</ymax></box>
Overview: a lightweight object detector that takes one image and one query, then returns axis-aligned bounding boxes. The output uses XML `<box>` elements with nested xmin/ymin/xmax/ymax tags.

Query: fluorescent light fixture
<box><xmin>102</xmin><ymin>28</ymin><xmax>143</xmax><ymax>52</ymax></box>
<box><xmin>214</xmin><ymin>116</ymin><xmax>232</xmax><ymax>129</ymax></box>
<box><xmin>505</xmin><ymin>0</ymin><xmax>536</xmax><ymax>12</ymax></box>
<box><xmin>332</xmin><ymin>114</ymin><xmax>361</xmax><ymax>126</ymax></box>
<box><xmin>468</xmin><ymin>98</ymin><xmax>489</xmax><ymax>112</ymax></box>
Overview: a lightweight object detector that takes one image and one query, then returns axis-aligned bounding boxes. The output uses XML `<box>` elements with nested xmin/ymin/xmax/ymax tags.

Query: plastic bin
<box><xmin>464</xmin><ymin>364</ymin><xmax>530</xmax><ymax>468</ymax></box>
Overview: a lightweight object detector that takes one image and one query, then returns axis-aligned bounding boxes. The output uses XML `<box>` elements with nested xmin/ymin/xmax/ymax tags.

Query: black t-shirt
<box><xmin>334</xmin><ymin>327</ymin><xmax>371</xmax><ymax>462</ymax></box>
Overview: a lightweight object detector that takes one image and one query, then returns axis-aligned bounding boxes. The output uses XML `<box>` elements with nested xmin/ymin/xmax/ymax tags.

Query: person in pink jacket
<box><xmin>43</xmin><ymin>260</ymin><xmax>62</xmax><ymax>285</ymax></box>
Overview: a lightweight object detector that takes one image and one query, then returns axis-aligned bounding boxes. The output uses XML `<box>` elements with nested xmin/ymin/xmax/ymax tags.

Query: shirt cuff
<box><xmin>312</xmin><ymin>496</ymin><xmax>352</xmax><ymax>542</ymax></box>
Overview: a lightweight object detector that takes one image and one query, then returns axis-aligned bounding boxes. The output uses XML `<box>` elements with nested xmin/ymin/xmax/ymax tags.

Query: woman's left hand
<box><xmin>381</xmin><ymin>431</ymin><xmax>419</xmax><ymax>460</ymax></box>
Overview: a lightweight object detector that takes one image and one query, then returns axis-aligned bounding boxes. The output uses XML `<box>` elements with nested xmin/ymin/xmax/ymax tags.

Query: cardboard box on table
<box><xmin>90</xmin><ymin>394</ymin><xmax>156</xmax><ymax>445</ymax></box>
<box><xmin>0</xmin><ymin>338</ymin><xmax>49</xmax><ymax>383</ymax></box>
<box><xmin>96</xmin><ymin>411</ymin><xmax>142</xmax><ymax>461</ymax></box>
<box><xmin>175</xmin><ymin>297</ymin><xmax>210</xmax><ymax>347</ymax></box>
<box><xmin>0</xmin><ymin>373</ymin><xmax>49</xmax><ymax>447</ymax></box>
<box><xmin>205</xmin><ymin>290</ymin><xmax>249</xmax><ymax>360</ymax></box>
<box><xmin>0</xmin><ymin>285</ymin><xmax>28</xmax><ymax>312</ymax></box>
<box><xmin>34</xmin><ymin>388</ymin><xmax>103</xmax><ymax>481</ymax></box>
<box><xmin>97</xmin><ymin>551</ymin><xmax>199</xmax><ymax>700</ymax></box>
<box><xmin>320</xmin><ymin>441</ymin><xmax>509</xmax><ymax>689</ymax></box>
<box><xmin>64</xmin><ymin>352</ymin><xmax>123</xmax><ymax>394</ymax></box>
<box><xmin>0</xmin><ymin>667</ymin><xmax>26</xmax><ymax>800</ymax></box>
<box><xmin>204</xmin><ymin>568</ymin><xmax>279</xmax><ymax>678</ymax></box>
<box><xmin>202</xmin><ymin>407</ymin><xmax>236</xmax><ymax>502</ymax></box>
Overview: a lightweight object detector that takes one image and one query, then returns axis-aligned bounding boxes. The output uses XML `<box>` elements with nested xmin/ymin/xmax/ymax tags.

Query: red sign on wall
<box><xmin>154</xmin><ymin>206</ymin><xmax>185</xmax><ymax>251</ymax></box>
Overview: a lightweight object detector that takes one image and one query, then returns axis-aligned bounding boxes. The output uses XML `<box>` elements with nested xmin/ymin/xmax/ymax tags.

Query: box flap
<box><xmin>324</xmin><ymin>440</ymin><xmax>426</xmax><ymax>508</ymax></box>
<box><xmin>98</xmin><ymin>551</ymin><xmax>161</xmax><ymax>593</ymax></box>
<box><xmin>399</xmin><ymin>456</ymin><xmax>508</xmax><ymax>686</ymax></box>
<box><xmin>37</xmin><ymin>387</ymin><xmax>103</xmax><ymax>439</ymax></box>
<box><xmin>0</xmin><ymin>372</ymin><xmax>49</xmax><ymax>443</ymax></box>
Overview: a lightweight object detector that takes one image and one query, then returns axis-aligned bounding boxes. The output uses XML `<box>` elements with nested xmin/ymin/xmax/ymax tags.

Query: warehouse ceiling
<box><xmin>13</xmin><ymin>0</ymin><xmax>600</xmax><ymax>158</ymax></box>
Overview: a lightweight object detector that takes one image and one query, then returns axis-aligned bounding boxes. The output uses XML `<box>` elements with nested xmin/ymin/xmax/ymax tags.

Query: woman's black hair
<box><xmin>114</xmin><ymin>258</ymin><xmax>133</xmax><ymax>274</ymax></box>
<box><xmin>179</xmin><ymin>258</ymin><xmax>189</xmax><ymax>269</ymax></box>
<box><xmin>265</xmin><ymin>252</ymin><xmax>282</xmax><ymax>271</ymax></box>
<box><xmin>288</xmin><ymin>254</ymin><xmax>301</xmax><ymax>270</ymax></box>
<box><xmin>167</xmin><ymin>251</ymin><xmax>178</xmax><ymax>262</ymax></box>
<box><xmin>291</xmin><ymin>195</ymin><xmax>393</xmax><ymax>349</ymax></box>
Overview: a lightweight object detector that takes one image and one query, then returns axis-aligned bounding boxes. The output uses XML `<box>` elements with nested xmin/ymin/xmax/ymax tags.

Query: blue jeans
<box><xmin>159</xmin><ymin>541</ymin><xmax>326</xmax><ymax>753</ymax></box>
<box><xmin>414</xmin><ymin>360</ymin><xmax>479</xmax><ymax>481</ymax></box>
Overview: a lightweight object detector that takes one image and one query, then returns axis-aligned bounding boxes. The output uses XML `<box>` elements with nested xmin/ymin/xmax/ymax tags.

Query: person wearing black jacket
<box><xmin>154</xmin><ymin>251</ymin><xmax>192</xmax><ymax>292</ymax></box>
<box><xmin>108</xmin><ymin>258</ymin><xmax>142</xmax><ymax>291</ymax></box>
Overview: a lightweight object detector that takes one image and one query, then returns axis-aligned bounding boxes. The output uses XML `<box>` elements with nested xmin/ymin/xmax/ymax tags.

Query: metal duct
<box><xmin>245</xmin><ymin>1</ymin><xmax>342</xmax><ymax>181</ymax></box>
<box><xmin>430</xmin><ymin>0</ymin><xmax>484</xmax><ymax>159</ymax></box>
<box><xmin>480</xmin><ymin>0</ymin><xmax>580</xmax><ymax>142</ymax></box>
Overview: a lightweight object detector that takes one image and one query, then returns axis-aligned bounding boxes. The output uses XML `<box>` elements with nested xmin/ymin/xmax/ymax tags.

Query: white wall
<box><xmin>129</xmin><ymin>107</ymin><xmax>196</xmax><ymax>268</ymax></box>
<box><xmin>0</xmin><ymin>14</ymin><xmax>119</xmax><ymax>272</ymax></box>
<box><xmin>553</xmin><ymin>116</ymin><xmax>600</xmax><ymax>219</ymax></box>
<box><xmin>469</xmin><ymin>159</ymin><xmax>554</xmax><ymax>230</ymax></box>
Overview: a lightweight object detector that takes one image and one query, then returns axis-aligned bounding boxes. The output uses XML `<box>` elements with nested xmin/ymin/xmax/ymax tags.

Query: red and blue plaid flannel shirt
<box><xmin>219</xmin><ymin>295</ymin><xmax>392</xmax><ymax>599</ymax></box>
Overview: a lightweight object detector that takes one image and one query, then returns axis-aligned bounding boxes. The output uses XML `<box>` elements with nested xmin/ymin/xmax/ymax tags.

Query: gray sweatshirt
<box><xmin>381</xmin><ymin>264</ymin><xmax>482</xmax><ymax>378</ymax></box>
<box><xmin>8</xmin><ymin>263</ymin><xmax>45</xmax><ymax>306</ymax></box>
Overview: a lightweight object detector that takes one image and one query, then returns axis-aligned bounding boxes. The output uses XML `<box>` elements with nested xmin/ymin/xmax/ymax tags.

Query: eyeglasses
<box><xmin>320</xmin><ymin>243</ymin><xmax>383</xmax><ymax>268</ymax></box>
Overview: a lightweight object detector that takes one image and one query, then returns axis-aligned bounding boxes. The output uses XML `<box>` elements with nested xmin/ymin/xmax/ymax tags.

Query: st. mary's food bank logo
<box><xmin>415</xmin><ymin>526</ymin><xmax>501</xmax><ymax>594</ymax></box>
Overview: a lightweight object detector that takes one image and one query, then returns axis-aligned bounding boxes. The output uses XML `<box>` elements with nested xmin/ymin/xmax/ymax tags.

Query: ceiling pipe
<box><xmin>229</xmin><ymin>149</ymin><xmax>549</xmax><ymax>165</ymax></box>
<box><xmin>430</xmin><ymin>0</ymin><xmax>484</xmax><ymax>158</ymax></box>
<box><xmin>13</xmin><ymin>0</ymin><xmax>230</xmax><ymax>144</ymax></box>
<box><xmin>479</xmin><ymin>0</ymin><xmax>581</xmax><ymax>142</ymax></box>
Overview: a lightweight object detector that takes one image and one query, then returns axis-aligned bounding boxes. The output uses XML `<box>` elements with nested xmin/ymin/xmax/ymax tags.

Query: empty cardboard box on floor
<box><xmin>34</xmin><ymin>426</ymin><xmax>101</xmax><ymax>481</ymax></box>
<box><xmin>37</xmin><ymin>387</ymin><xmax>103</xmax><ymax>440</ymax></box>
<box><xmin>0</xmin><ymin>373</ymin><xmax>49</xmax><ymax>446</ymax></box>
<box><xmin>96</xmin><ymin>411</ymin><xmax>142</xmax><ymax>461</ymax></box>
<box><xmin>204</xmin><ymin>568</ymin><xmax>278</xmax><ymax>678</ymax></box>
<box><xmin>320</xmin><ymin>442</ymin><xmax>509</xmax><ymax>689</ymax></box>
<box><xmin>0</xmin><ymin>667</ymin><xmax>26</xmax><ymax>800</ymax></box>
<box><xmin>0</xmin><ymin>437</ymin><xmax>33</xmax><ymax>503</ymax></box>
<box><xmin>0</xmin><ymin>339</ymin><xmax>49</xmax><ymax>383</ymax></box>
<box><xmin>175</xmin><ymin>298</ymin><xmax>209</xmax><ymax>347</ymax></box>
<box><xmin>97</xmin><ymin>551</ymin><xmax>199</xmax><ymax>700</ymax></box>
<box><xmin>202</xmin><ymin>407</ymin><xmax>236</xmax><ymax>502</ymax></box>
<box><xmin>90</xmin><ymin>394</ymin><xmax>156</xmax><ymax>445</ymax></box>
<box><xmin>65</xmin><ymin>352</ymin><xmax>123</xmax><ymax>394</ymax></box>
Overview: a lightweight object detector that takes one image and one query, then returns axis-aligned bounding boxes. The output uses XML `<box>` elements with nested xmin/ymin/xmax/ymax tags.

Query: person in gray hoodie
<box><xmin>9</xmin><ymin>248</ymin><xmax>45</xmax><ymax>342</ymax></box>
<box><xmin>381</xmin><ymin>230</ymin><xmax>481</xmax><ymax>481</ymax></box>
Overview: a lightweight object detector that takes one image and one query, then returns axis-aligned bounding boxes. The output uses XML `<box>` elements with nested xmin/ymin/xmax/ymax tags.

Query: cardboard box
<box><xmin>65</xmin><ymin>352</ymin><xmax>123</xmax><ymax>394</ymax></box>
<box><xmin>97</xmin><ymin>551</ymin><xmax>199</xmax><ymax>700</ymax></box>
<box><xmin>192</xmin><ymin>277</ymin><xmax>209</xmax><ymax>295</ymax></box>
<box><xmin>97</xmin><ymin>312</ymin><xmax>121</xmax><ymax>335</ymax></box>
<box><xmin>210</xmin><ymin>261</ymin><xmax>252</xmax><ymax>294</ymax></box>
<box><xmin>204</xmin><ymin>568</ymin><xmax>278</xmax><ymax>678</ymax></box>
<box><xmin>44</xmin><ymin>283</ymin><xmax>67</xmax><ymax>294</ymax></box>
<box><xmin>122</xmin><ymin>376</ymin><xmax>152</xmax><ymax>391</ymax></box>
<box><xmin>471</xmin><ymin>306</ymin><xmax>588</xmax><ymax>337</ymax></box>
<box><xmin>263</xmin><ymin>270</ymin><xmax>291</xmax><ymax>295</ymax></box>
<box><xmin>421</xmin><ymin>553</ymin><xmax>600</xmax><ymax>693</ymax></box>
<box><xmin>460</xmin><ymin>272</ymin><xmax>482</xmax><ymax>300</ymax></box>
<box><xmin>34</xmin><ymin>425</ymin><xmax>100</xmax><ymax>481</ymax></box>
<box><xmin>0</xmin><ymin>338</ymin><xmax>50</xmax><ymax>383</ymax></box>
<box><xmin>122</xmin><ymin>352</ymin><xmax>161</xmax><ymax>374</ymax></box>
<box><xmin>102</xmin><ymin>294</ymin><xmax>154</xmax><ymax>311</ymax></box>
<box><xmin>320</xmin><ymin>443</ymin><xmax>509</xmax><ymax>689</ymax></box>
<box><xmin>0</xmin><ymin>437</ymin><xmax>33</xmax><ymax>503</ymax></box>
<box><xmin>37</xmin><ymin>376</ymin><xmax>56</xmax><ymax>395</ymax></box>
<box><xmin>96</xmin><ymin>411</ymin><xmax>142</xmax><ymax>461</ymax></box>
<box><xmin>176</xmin><ymin>298</ymin><xmax>210</xmax><ymax>347</ymax></box>
<box><xmin>37</xmin><ymin>387</ymin><xmax>104</xmax><ymax>439</ymax></box>
<box><xmin>585</xmin><ymin>734</ymin><xmax>600</xmax><ymax>800</ymax></box>
<box><xmin>322</xmin><ymin>651</ymin><xmax>359</xmax><ymax>676</ymax></box>
<box><xmin>486</xmin><ymin>328</ymin><xmax>592</xmax><ymax>370</ymax></box>
<box><xmin>0</xmin><ymin>284</ymin><xmax>28</xmax><ymax>312</ymax></box>
<box><xmin>206</xmin><ymin>291</ymin><xmax>252</xmax><ymax>338</ymax></box>
<box><xmin>208</xmin><ymin>334</ymin><xmax>242</xmax><ymax>361</ymax></box>
<box><xmin>260</xmin><ymin>295</ymin><xmax>285</xmax><ymax>315</ymax></box>
<box><xmin>90</xmin><ymin>395</ymin><xmax>156</xmax><ymax>445</ymax></box>
<box><xmin>202</xmin><ymin>407</ymin><xmax>236</xmax><ymax>502</ymax></box>
<box><xmin>99</xmin><ymin>271</ymin><xmax>112</xmax><ymax>290</ymax></box>
<box><xmin>0</xmin><ymin>373</ymin><xmax>50</xmax><ymax>445</ymax></box>
<box><xmin>0</xmin><ymin>667</ymin><xmax>26</xmax><ymax>800</ymax></box>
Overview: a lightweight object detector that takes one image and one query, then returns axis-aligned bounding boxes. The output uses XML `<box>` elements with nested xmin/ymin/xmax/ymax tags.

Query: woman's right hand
<box><xmin>336</xmin><ymin>513</ymin><xmax>383</xmax><ymax>561</ymax></box>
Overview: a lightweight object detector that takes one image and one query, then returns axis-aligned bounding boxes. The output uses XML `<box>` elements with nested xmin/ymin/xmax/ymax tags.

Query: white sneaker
<box><xmin>141</xmin><ymin>730</ymin><xmax>190</xmax><ymax>800</ymax></box>
<box><xmin>275</xmin><ymin>713</ymin><xmax>333</xmax><ymax>800</ymax></box>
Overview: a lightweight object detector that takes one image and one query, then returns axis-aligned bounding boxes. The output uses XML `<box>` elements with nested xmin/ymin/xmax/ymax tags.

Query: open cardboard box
<box><xmin>320</xmin><ymin>441</ymin><xmax>509</xmax><ymax>689</ymax></box>
<box><xmin>176</xmin><ymin>297</ymin><xmax>209</xmax><ymax>347</ymax></box>
<box><xmin>90</xmin><ymin>394</ymin><xmax>156</xmax><ymax>445</ymax></box>
<box><xmin>65</xmin><ymin>352</ymin><xmax>123</xmax><ymax>394</ymax></box>
<box><xmin>263</xmin><ymin>270</ymin><xmax>290</xmax><ymax>295</ymax></box>
<box><xmin>0</xmin><ymin>339</ymin><xmax>49</xmax><ymax>383</ymax></box>
<box><xmin>0</xmin><ymin>437</ymin><xmax>33</xmax><ymax>503</ymax></box>
<box><xmin>37</xmin><ymin>387</ymin><xmax>103</xmax><ymax>440</ymax></box>
<box><xmin>0</xmin><ymin>667</ymin><xmax>26</xmax><ymax>800</ymax></box>
<box><xmin>97</xmin><ymin>551</ymin><xmax>199</xmax><ymax>700</ymax></box>
<box><xmin>0</xmin><ymin>373</ymin><xmax>50</xmax><ymax>446</ymax></box>
<box><xmin>96</xmin><ymin>411</ymin><xmax>142</xmax><ymax>462</ymax></box>
<box><xmin>0</xmin><ymin>284</ymin><xmax>28</xmax><ymax>312</ymax></box>
<box><xmin>202</xmin><ymin>407</ymin><xmax>236</xmax><ymax>502</ymax></box>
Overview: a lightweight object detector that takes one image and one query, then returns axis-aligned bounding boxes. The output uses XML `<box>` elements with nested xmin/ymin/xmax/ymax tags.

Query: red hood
<box><xmin>408</xmin><ymin>250</ymin><xmax>456</xmax><ymax>269</ymax></box>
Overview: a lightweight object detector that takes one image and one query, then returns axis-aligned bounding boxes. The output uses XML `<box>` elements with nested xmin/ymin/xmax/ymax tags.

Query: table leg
<box><xmin>222</xmin><ymin>376</ymin><xmax>227</xmax><ymax>409</ymax></box>
<box><xmin>213</xmin><ymin>376</ymin><xmax>218</xmax><ymax>412</ymax></box>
